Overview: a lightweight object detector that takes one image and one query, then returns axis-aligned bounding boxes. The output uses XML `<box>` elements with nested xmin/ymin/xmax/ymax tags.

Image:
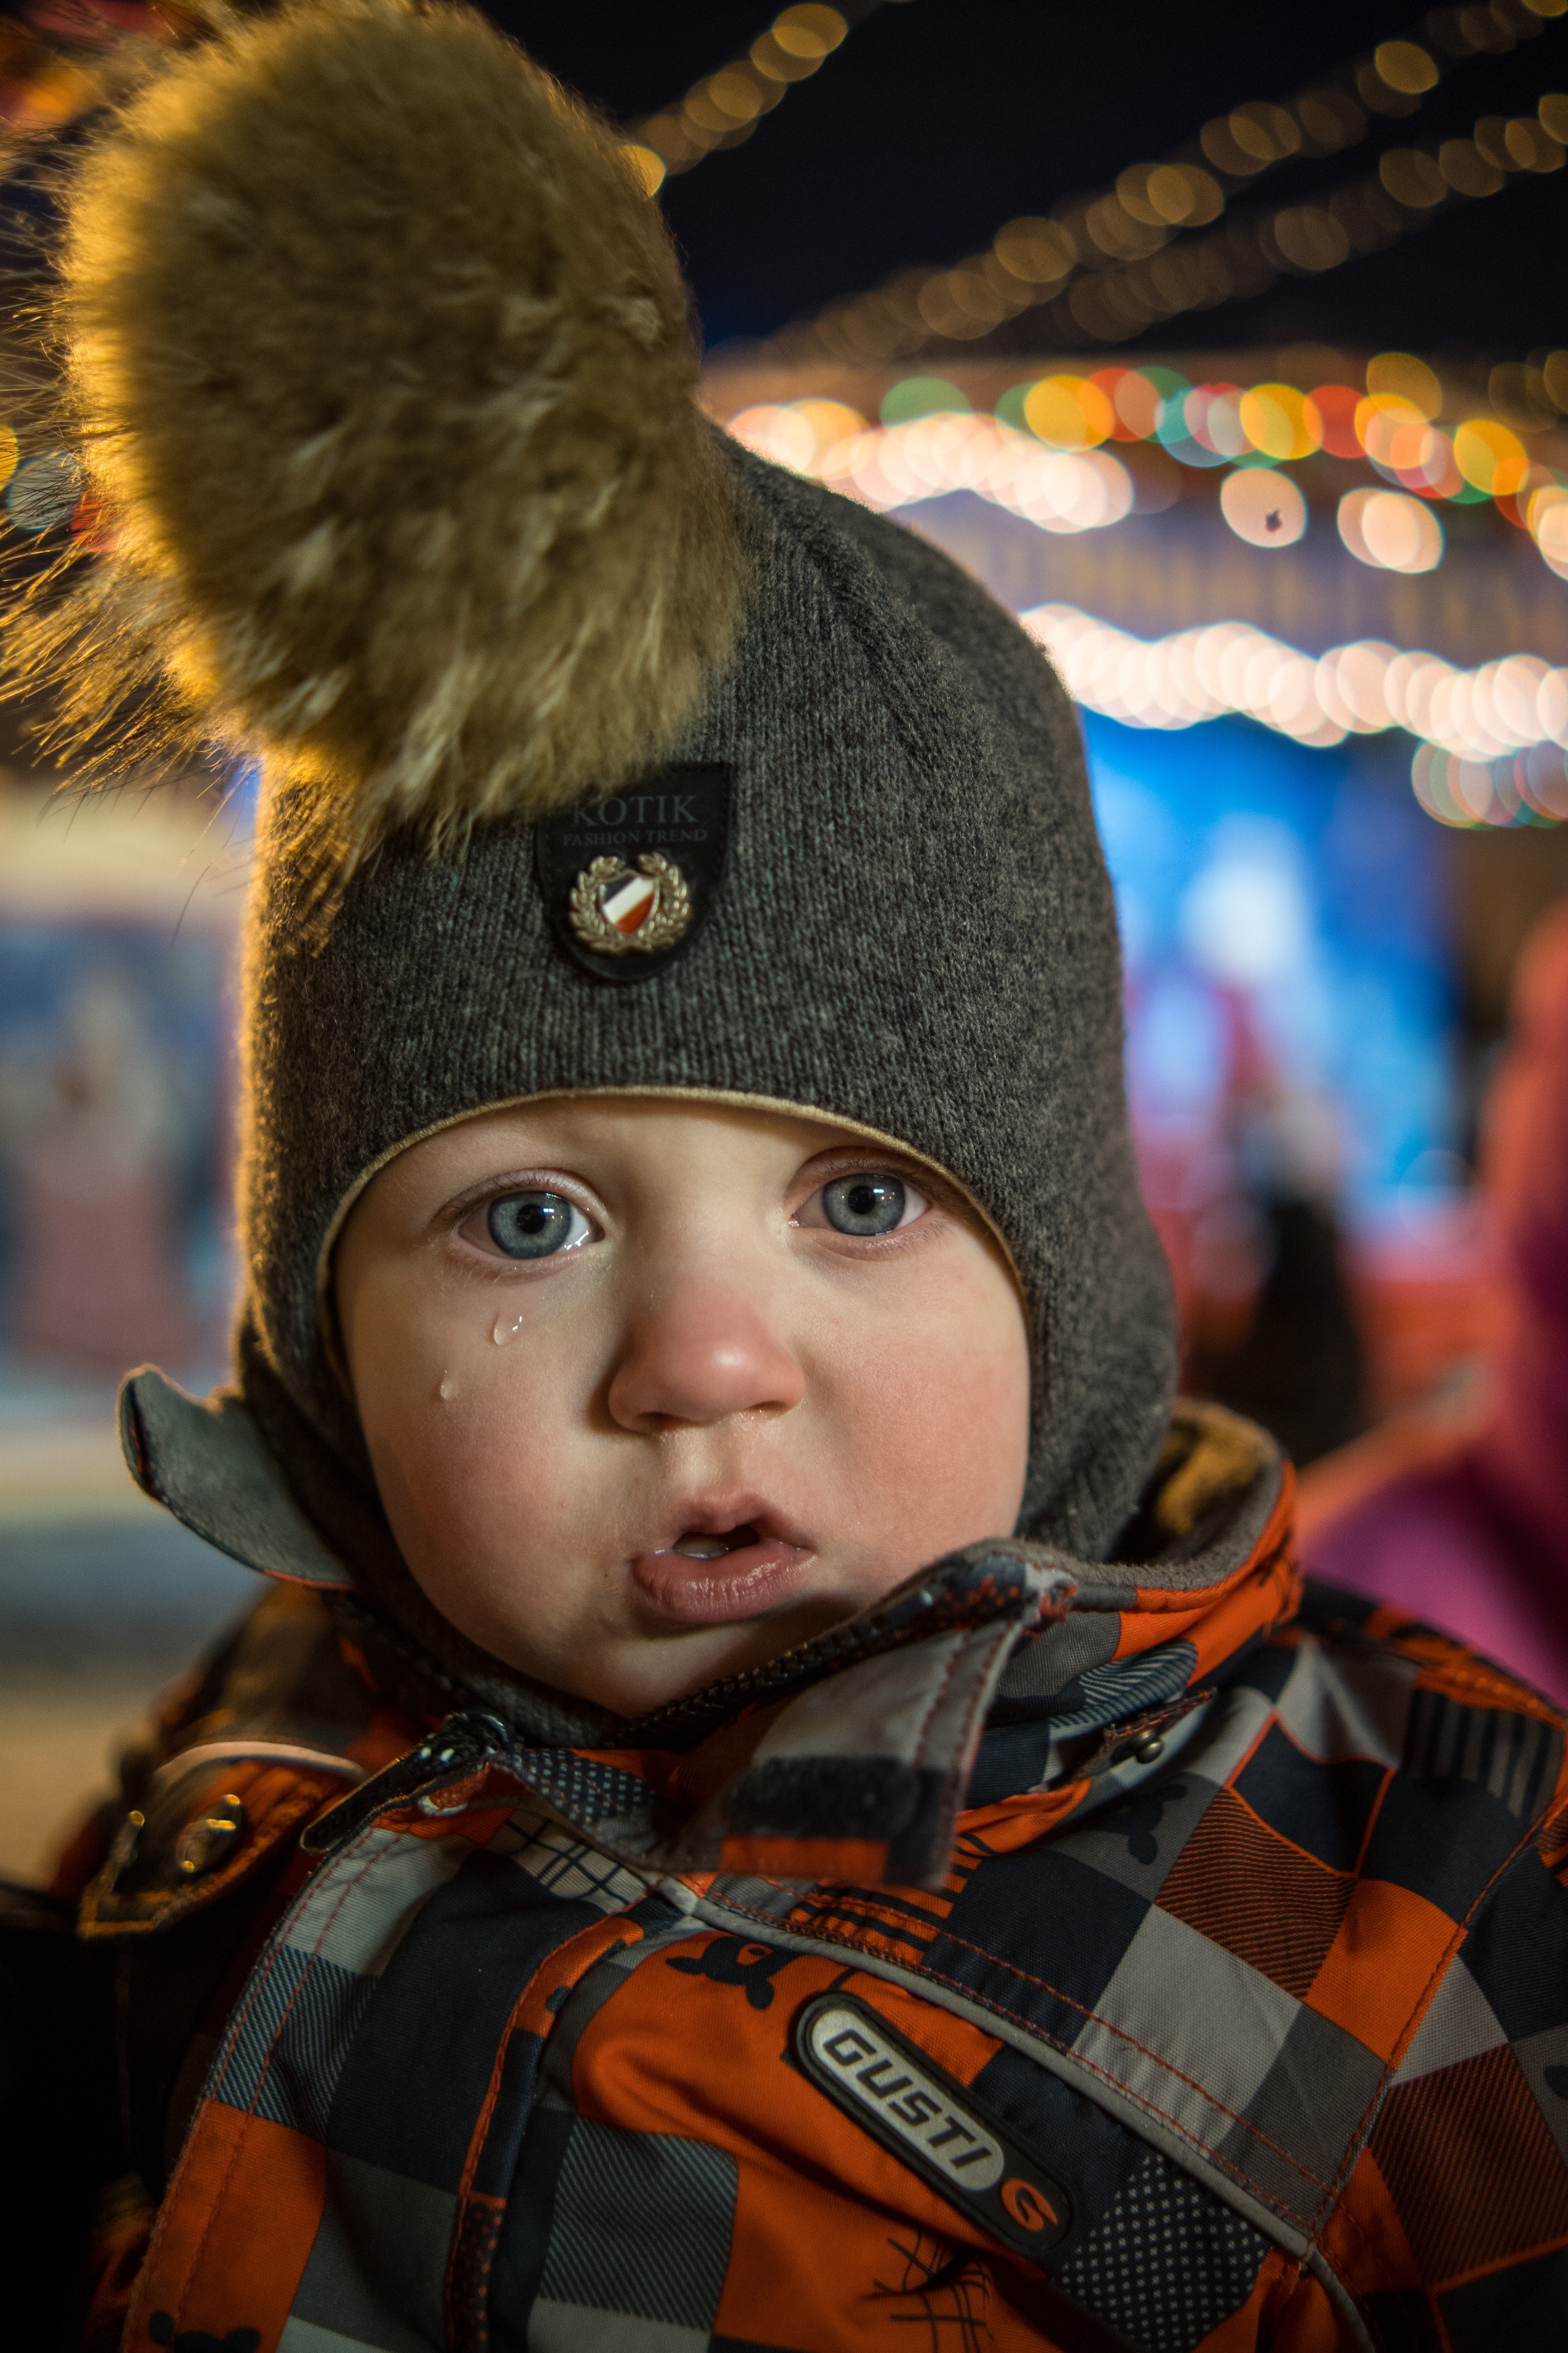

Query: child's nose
<box><xmin>605</xmin><ymin>1284</ymin><xmax>806</xmax><ymax>1431</ymax></box>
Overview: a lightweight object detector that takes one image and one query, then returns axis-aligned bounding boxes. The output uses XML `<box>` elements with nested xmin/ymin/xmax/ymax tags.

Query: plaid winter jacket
<box><xmin>15</xmin><ymin>1405</ymin><xmax>1568</xmax><ymax>2352</ymax></box>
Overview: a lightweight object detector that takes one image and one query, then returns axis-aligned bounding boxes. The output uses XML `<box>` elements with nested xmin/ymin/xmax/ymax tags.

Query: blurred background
<box><xmin>1</xmin><ymin>0</ymin><xmax>1567</xmax><ymax>1876</ymax></box>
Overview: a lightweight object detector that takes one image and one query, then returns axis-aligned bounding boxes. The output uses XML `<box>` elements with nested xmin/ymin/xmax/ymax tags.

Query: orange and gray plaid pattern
<box><xmin>114</xmin><ymin>1570</ymin><xmax>1568</xmax><ymax>2353</ymax></box>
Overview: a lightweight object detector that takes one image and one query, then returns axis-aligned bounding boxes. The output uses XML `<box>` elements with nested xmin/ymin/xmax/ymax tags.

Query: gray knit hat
<box><xmin>24</xmin><ymin>0</ymin><xmax>1176</xmax><ymax>1687</ymax></box>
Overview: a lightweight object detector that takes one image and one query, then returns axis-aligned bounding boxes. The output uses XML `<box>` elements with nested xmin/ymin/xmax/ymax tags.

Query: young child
<box><xmin>5</xmin><ymin>5</ymin><xmax>1567</xmax><ymax>2347</ymax></box>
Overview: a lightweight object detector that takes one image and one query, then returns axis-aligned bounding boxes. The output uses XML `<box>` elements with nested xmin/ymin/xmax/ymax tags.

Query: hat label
<box><xmin>536</xmin><ymin>763</ymin><xmax>732</xmax><ymax>985</ymax></box>
<box><xmin>572</xmin><ymin>791</ymin><xmax>699</xmax><ymax>827</ymax></box>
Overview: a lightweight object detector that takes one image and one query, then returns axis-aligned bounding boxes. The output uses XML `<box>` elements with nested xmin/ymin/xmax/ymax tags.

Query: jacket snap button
<box><xmin>106</xmin><ymin>1808</ymin><xmax>145</xmax><ymax>1886</ymax></box>
<box><xmin>1132</xmin><ymin>1734</ymin><xmax>1165</xmax><ymax>1764</ymax></box>
<box><xmin>175</xmin><ymin>1794</ymin><xmax>247</xmax><ymax>1878</ymax></box>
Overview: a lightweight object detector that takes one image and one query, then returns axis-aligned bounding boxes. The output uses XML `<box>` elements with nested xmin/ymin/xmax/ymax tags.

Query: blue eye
<box><xmin>822</xmin><ymin>1174</ymin><xmax>907</xmax><ymax>1236</ymax></box>
<box><xmin>486</xmin><ymin>1191</ymin><xmax>588</xmax><ymax>1259</ymax></box>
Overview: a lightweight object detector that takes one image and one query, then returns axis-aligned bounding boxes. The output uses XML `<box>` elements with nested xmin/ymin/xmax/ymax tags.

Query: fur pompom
<box><xmin>10</xmin><ymin>0</ymin><xmax>743</xmax><ymax>873</ymax></box>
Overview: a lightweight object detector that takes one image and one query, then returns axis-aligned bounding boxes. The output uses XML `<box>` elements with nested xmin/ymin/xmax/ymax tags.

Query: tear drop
<box><xmin>492</xmin><ymin>1311</ymin><xmax>524</xmax><ymax>1347</ymax></box>
<box><xmin>437</xmin><ymin>1373</ymin><xmax>456</xmax><ymax>1401</ymax></box>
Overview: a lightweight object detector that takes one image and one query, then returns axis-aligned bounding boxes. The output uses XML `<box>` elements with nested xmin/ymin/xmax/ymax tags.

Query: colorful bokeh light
<box><xmin>1022</xmin><ymin>374</ymin><xmax>1114</xmax><ymax>450</ymax></box>
<box><xmin>880</xmin><ymin>376</ymin><xmax>968</xmax><ymax>426</ymax></box>
<box><xmin>1237</xmin><ymin>383</ymin><xmax>1321</xmax><ymax>462</ymax></box>
<box><xmin>1308</xmin><ymin>385</ymin><xmax>1363</xmax><ymax>460</ymax></box>
<box><xmin>1452</xmin><ymin>417</ymin><xmax>1530</xmax><ymax>497</ymax></box>
<box><xmin>727</xmin><ymin>344</ymin><xmax>1568</xmax><ymax>601</ymax></box>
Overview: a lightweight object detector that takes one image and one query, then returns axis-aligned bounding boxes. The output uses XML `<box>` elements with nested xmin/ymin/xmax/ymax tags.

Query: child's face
<box><xmin>333</xmin><ymin>1097</ymin><xmax>1030</xmax><ymax>1716</ymax></box>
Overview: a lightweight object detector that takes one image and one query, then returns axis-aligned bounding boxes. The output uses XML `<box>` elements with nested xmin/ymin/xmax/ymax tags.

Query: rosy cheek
<box><xmin>871</xmin><ymin>1360</ymin><xmax>1021</xmax><ymax>1518</ymax></box>
<box><xmin>354</xmin><ymin>1288</ymin><xmax>582</xmax><ymax>1583</ymax></box>
<box><xmin>829</xmin><ymin>1267</ymin><xmax>1030</xmax><ymax>1552</ymax></box>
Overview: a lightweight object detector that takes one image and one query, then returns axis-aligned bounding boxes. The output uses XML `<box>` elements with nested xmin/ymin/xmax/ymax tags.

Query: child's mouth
<box><xmin>670</xmin><ymin>1524</ymin><xmax>759</xmax><ymax>1560</ymax></box>
<box><xmin>630</xmin><ymin>1514</ymin><xmax>815</xmax><ymax>1626</ymax></box>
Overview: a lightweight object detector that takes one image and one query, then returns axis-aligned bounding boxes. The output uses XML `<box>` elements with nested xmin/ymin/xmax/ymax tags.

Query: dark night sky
<box><xmin>485</xmin><ymin>0</ymin><xmax>1568</xmax><ymax>361</ymax></box>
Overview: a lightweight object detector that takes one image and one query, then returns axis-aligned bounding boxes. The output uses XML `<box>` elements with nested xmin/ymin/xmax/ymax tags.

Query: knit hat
<box><xmin>19</xmin><ymin>0</ymin><xmax>1177</xmax><ymax>1704</ymax></box>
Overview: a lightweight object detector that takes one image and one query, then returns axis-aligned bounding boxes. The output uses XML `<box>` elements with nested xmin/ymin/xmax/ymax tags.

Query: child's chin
<box><xmin>573</xmin><ymin>1594</ymin><xmax>864</xmax><ymax>1720</ymax></box>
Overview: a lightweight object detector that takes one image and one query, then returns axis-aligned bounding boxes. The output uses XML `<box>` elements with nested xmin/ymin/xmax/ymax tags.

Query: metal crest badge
<box><xmin>568</xmin><ymin>851</ymin><xmax>692</xmax><ymax>956</ymax></box>
<box><xmin>536</xmin><ymin>764</ymin><xmax>732</xmax><ymax>985</ymax></box>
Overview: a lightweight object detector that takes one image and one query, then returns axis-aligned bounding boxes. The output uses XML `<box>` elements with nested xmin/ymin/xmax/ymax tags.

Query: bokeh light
<box><xmin>1528</xmin><ymin>482</ymin><xmax>1568</xmax><ymax>577</ymax></box>
<box><xmin>1358</xmin><ymin>395</ymin><xmax>1427</xmax><ymax>466</ymax></box>
<box><xmin>1453</xmin><ymin>417</ymin><xmax>1530</xmax><ymax>496</ymax></box>
<box><xmin>1023</xmin><ymin>373</ymin><xmax>1114</xmax><ymax>450</ymax></box>
<box><xmin>1110</xmin><ymin>370</ymin><xmax>1163</xmax><ymax>440</ymax></box>
<box><xmin>770</xmin><ymin>3</ymin><xmax>847</xmax><ymax>59</ymax></box>
<box><xmin>1366</xmin><ymin>352</ymin><xmax>1443</xmax><ymax>419</ymax></box>
<box><xmin>1185</xmin><ymin>384</ymin><xmax>1247</xmax><ymax>461</ymax></box>
<box><xmin>1270</xmin><ymin>206</ymin><xmax>1350</xmax><ymax>274</ymax></box>
<box><xmin>727</xmin><ymin>399</ymin><xmax>866</xmax><ymax>472</ymax></box>
<box><xmin>1412</xmin><ymin>740</ymin><xmax>1568</xmax><ymax>828</ymax></box>
<box><xmin>1150</xmin><ymin>370</ymin><xmax>1198</xmax><ymax>453</ymax></box>
<box><xmin>1015</xmin><ymin>602</ymin><xmax>1568</xmax><ymax>806</ymax></box>
<box><xmin>1221</xmin><ymin>467</ymin><xmax>1307</xmax><ymax>547</ymax></box>
<box><xmin>726</xmin><ymin>401</ymin><xmax>1133</xmax><ymax>538</ymax></box>
<box><xmin>1239</xmin><ymin>383</ymin><xmax>1321</xmax><ymax>461</ymax></box>
<box><xmin>69</xmin><ymin>494</ymin><xmax>118</xmax><ymax>554</ymax></box>
<box><xmin>1026</xmin><ymin>608</ymin><xmax>1342</xmax><ymax>746</ymax></box>
<box><xmin>1394</xmin><ymin>428</ymin><xmax>1461</xmax><ymax>499</ymax></box>
<box><xmin>1180</xmin><ymin>834</ymin><xmax>1311</xmax><ymax>986</ymax></box>
<box><xmin>1378</xmin><ymin>149</ymin><xmax>1448</xmax><ymax>209</ymax></box>
<box><xmin>991</xmin><ymin>217</ymin><xmax>1077</xmax><ymax>287</ymax></box>
<box><xmin>880</xmin><ymin>376</ymin><xmax>968</xmax><ymax>426</ymax></box>
<box><xmin>620</xmin><ymin>143</ymin><xmax>665</xmax><ymax>197</ymax></box>
<box><xmin>727</xmin><ymin>403</ymin><xmax>818</xmax><ymax>471</ymax></box>
<box><xmin>5</xmin><ymin>453</ymin><xmax>81</xmax><ymax>535</ymax></box>
<box><xmin>1307</xmin><ymin>385</ymin><xmax>1362</xmax><ymax>459</ymax></box>
<box><xmin>1372</xmin><ymin>40</ymin><xmax>1438</xmax><ymax>95</ymax></box>
<box><xmin>1337</xmin><ymin>487</ymin><xmax>1444</xmax><ymax>573</ymax></box>
<box><xmin>1357</xmin><ymin>400</ymin><xmax>1464</xmax><ymax>497</ymax></box>
<box><xmin>1114</xmin><ymin>159</ymin><xmax>1223</xmax><ymax>228</ymax></box>
<box><xmin>792</xmin><ymin>398</ymin><xmax>864</xmax><ymax>451</ymax></box>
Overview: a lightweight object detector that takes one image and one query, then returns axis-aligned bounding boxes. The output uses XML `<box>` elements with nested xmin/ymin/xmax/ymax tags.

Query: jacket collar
<box><xmin>120</xmin><ymin>1371</ymin><xmax>1297</xmax><ymax>1888</ymax></box>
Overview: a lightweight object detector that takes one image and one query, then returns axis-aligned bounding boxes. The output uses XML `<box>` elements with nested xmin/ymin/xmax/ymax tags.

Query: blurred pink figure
<box><xmin>8</xmin><ymin>971</ymin><xmax>200</xmax><ymax>1371</ymax></box>
<box><xmin>1298</xmin><ymin>899</ymin><xmax>1568</xmax><ymax>1705</ymax></box>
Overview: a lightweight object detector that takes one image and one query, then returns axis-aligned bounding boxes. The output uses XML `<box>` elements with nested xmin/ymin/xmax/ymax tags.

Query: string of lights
<box><xmin>1023</xmin><ymin>601</ymin><xmax>1568</xmax><ymax>832</ymax></box>
<box><xmin>723</xmin><ymin>364</ymin><xmax>1568</xmax><ymax>581</ymax></box>
<box><xmin>0</xmin><ymin>0</ymin><xmax>897</xmax><ymax>190</ymax></box>
<box><xmin>777</xmin><ymin>0</ymin><xmax>1566</xmax><ymax>364</ymax></box>
<box><xmin>1028</xmin><ymin>83</ymin><xmax>1568</xmax><ymax>352</ymax></box>
<box><xmin>622</xmin><ymin>0</ymin><xmax>909</xmax><ymax>196</ymax></box>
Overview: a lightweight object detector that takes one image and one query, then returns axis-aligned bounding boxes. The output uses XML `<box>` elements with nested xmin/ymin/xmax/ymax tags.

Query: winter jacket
<box><xmin>12</xmin><ymin>1402</ymin><xmax>1568</xmax><ymax>2352</ymax></box>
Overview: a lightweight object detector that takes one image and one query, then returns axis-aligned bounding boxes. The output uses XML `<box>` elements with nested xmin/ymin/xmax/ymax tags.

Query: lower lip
<box><xmin>629</xmin><ymin>1539</ymin><xmax>814</xmax><ymax>1627</ymax></box>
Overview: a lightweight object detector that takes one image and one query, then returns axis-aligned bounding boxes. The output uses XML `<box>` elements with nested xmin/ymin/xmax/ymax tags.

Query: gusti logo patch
<box><xmin>536</xmin><ymin>763</ymin><xmax>732</xmax><ymax>985</ymax></box>
<box><xmin>793</xmin><ymin>1993</ymin><xmax>1075</xmax><ymax>2262</ymax></box>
